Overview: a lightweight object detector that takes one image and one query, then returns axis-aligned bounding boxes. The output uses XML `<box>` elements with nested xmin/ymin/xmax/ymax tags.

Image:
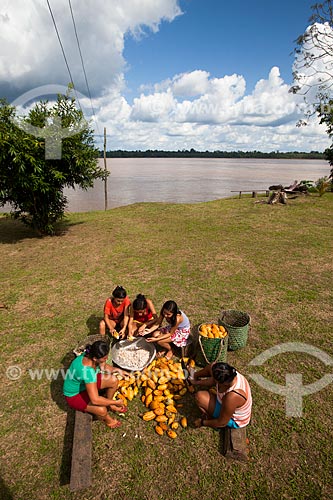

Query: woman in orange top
<box><xmin>99</xmin><ymin>286</ymin><xmax>131</xmax><ymax>339</ymax></box>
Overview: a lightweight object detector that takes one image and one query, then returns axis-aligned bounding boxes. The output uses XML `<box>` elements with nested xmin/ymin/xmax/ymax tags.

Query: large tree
<box><xmin>0</xmin><ymin>90</ymin><xmax>105</xmax><ymax>235</ymax></box>
<box><xmin>291</xmin><ymin>0</ymin><xmax>333</xmax><ymax>185</ymax></box>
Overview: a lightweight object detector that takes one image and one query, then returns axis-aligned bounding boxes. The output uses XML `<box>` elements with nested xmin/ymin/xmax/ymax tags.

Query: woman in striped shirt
<box><xmin>191</xmin><ymin>362</ymin><xmax>252</xmax><ymax>429</ymax></box>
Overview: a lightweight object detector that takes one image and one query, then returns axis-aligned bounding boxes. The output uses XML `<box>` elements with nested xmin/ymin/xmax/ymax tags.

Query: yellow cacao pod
<box><xmin>180</xmin><ymin>417</ymin><xmax>188</xmax><ymax>428</ymax></box>
<box><xmin>158</xmin><ymin>376</ymin><xmax>169</xmax><ymax>385</ymax></box>
<box><xmin>145</xmin><ymin>393</ymin><xmax>153</xmax><ymax>408</ymax></box>
<box><xmin>147</xmin><ymin>379</ymin><xmax>156</xmax><ymax>390</ymax></box>
<box><xmin>154</xmin><ymin>407</ymin><xmax>165</xmax><ymax>416</ymax></box>
<box><xmin>149</xmin><ymin>400</ymin><xmax>160</xmax><ymax>410</ymax></box>
<box><xmin>142</xmin><ymin>411</ymin><xmax>156</xmax><ymax>421</ymax></box>
<box><xmin>167</xmin><ymin>430</ymin><xmax>177</xmax><ymax>439</ymax></box>
<box><xmin>145</xmin><ymin>387</ymin><xmax>153</xmax><ymax>396</ymax></box>
<box><xmin>166</xmin><ymin>405</ymin><xmax>177</xmax><ymax>414</ymax></box>
<box><xmin>155</xmin><ymin>415</ymin><xmax>168</xmax><ymax>423</ymax></box>
<box><xmin>155</xmin><ymin>425</ymin><xmax>164</xmax><ymax>436</ymax></box>
<box><xmin>167</xmin><ymin>414</ymin><xmax>176</xmax><ymax>425</ymax></box>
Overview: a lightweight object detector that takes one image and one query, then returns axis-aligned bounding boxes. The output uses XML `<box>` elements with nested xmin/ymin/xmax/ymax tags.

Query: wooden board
<box><xmin>70</xmin><ymin>411</ymin><xmax>93</xmax><ymax>491</ymax></box>
<box><xmin>220</xmin><ymin>426</ymin><xmax>249</xmax><ymax>462</ymax></box>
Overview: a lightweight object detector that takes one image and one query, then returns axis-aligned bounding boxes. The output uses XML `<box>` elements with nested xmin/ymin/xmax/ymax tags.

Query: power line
<box><xmin>46</xmin><ymin>0</ymin><xmax>83</xmax><ymax>113</ymax></box>
<box><xmin>68</xmin><ymin>0</ymin><xmax>102</xmax><ymax>138</ymax></box>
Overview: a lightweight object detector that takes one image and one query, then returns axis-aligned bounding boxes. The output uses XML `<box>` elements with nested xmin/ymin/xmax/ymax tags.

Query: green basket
<box><xmin>218</xmin><ymin>310</ymin><xmax>250</xmax><ymax>351</ymax></box>
<box><xmin>195</xmin><ymin>324</ymin><xmax>228</xmax><ymax>367</ymax></box>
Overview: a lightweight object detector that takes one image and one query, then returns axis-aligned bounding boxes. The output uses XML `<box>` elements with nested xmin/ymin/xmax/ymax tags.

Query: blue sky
<box><xmin>123</xmin><ymin>0</ymin><xmax>316</xmax><ymax>98</ymax></box>
<box><xmin>1</xmin><ymin>0</ymin><xmax>332</xmax><ymax>152</ymax></box>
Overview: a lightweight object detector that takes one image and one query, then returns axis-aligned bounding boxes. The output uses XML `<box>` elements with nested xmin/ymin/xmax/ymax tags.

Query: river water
<box><xmin>63</xmin><ymin>158</ymin><xmax>329</xmax><ymax>212</ymax></box>
<box><xmin>1</xmin><ymin>158</ymin><xmax>329</xmax><ymax>213</ymax></box>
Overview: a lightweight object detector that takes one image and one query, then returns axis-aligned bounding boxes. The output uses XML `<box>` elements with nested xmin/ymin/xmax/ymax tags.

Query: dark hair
<box><xmin>133</xmin><ymin>294</ymin><xmax>147</xmax><ymax>311</ymax></box>
<box><xmin>212</xmin><ymin>362</ymin><xmax>237</xmax><ymax>384</ymax></box>
<box><xmin>161</xmin><ymin>300</ymin><xmax>180</xmax><ymax>327</ymax></box>
<box><xmin>85</xmin><ymin>340</ymin><xmax>110</xmax><ymax>359</ymax></box>
<box><xmin>112</xmin><ymin>285</ymin><xmax>127</xmax><ymax>299</ymax></box>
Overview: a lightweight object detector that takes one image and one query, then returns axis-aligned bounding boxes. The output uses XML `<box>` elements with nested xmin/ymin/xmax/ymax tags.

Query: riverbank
<box><xmin>0</xmin><ymin>194</ymin><xmax>332</xmax><ymax>499</ymax></box>
<box><xmin>101</xmin><ymin>149</ymin><xmax>325</xmax><ymax>159</ymax></box>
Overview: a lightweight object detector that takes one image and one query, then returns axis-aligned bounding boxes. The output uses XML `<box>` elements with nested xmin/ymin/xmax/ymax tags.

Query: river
<box><xmin>1</xmin><ymin>158</ymin><xmax>329</xmax><ymax>213</ymax></box>
<box><xmin>63</xmin><ymin>158</ymin><xmax>329</xmax><ymax>212</ymax></box>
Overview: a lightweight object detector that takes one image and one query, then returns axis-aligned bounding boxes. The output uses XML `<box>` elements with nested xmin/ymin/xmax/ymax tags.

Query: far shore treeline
<box><xmin>99</xmin><ymin>149</ymin><xmax>325</xmax><ymax>159</ymax></box>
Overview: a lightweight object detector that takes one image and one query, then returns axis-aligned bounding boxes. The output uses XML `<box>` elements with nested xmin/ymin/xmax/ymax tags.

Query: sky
<box><xmin>1</xmin><ymin>0</ymin><xmax>332</xmax><ymax>152</ymax></box>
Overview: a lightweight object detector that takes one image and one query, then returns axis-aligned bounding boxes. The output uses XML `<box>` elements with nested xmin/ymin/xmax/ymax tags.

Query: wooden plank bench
<box><xmin>70</xmin><ymin>411</ymin><xmax>93</xmax><ymax>491</ymax></box>
<box><xmin>219</xmin><ymin>426</ymin><xmax>249</xmax><ymax>462</ymax></box>
<box><xmin>231</xmin><ymin>190</ymin><xmax>270</xmax><ymax>198</ymax></box>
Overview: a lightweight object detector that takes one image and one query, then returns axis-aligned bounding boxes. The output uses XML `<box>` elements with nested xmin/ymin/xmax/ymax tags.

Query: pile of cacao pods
<box><xmin>199</xmin><ymin>323</ymin><xmax>227</xmax><ymax>339</ymax></box>
<box><xmin>113</xmin><ymin>356</ymin><xmax>196</xmax><ymax>438</ymax></box>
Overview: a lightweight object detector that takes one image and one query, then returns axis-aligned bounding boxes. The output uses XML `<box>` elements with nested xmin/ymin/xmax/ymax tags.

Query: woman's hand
<box><xmin>138</xmin><ymin>325</ymin><xmax>146</xmax><ymax>334</ymax></box>
<box><xmin>194</xmin><ymin>418</ymin><xmax>203</xmax><ymax>428</ymax></box>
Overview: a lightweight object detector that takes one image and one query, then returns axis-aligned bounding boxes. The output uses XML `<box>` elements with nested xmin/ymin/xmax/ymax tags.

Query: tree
<box><xmin>291</xmin><ymin>1</ymin><xmax>333</xmax><ymax>187</ymax></box>
<box><xmin>0</xmin><ymin>90</ymin><xmax>105</xmax><ymax>235</ymax></box>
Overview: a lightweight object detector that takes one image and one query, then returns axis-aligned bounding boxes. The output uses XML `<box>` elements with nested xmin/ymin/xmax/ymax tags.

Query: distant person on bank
<box><xmin>191</xmin><ymin>362</ymin><xmax>252</xmax><ymax>430</ymax></box>
<box><xmin>63</xmin><ymin>340</ymin><xmax>128</xmax><ymax>429</ymax></box>
<box><xmin>99</xmin><ymin>285</ymin><xmax>131</xmax><ymax>339</ymax></box>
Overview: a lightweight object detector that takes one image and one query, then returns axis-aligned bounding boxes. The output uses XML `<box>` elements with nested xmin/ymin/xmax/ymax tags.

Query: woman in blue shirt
<box><xmin>63</xmin><ymin>340</ymin><xmax>128</xmax><ymax>429</ymax></box>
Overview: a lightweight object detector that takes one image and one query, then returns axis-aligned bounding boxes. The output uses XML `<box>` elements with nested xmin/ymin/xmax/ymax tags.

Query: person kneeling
<box><xmin>63</xmin><ymin>340</ymin><xmax>129</xmax><ymax>429</ymax></box>
<box><xmin>191</xmin><ymin>362</ymin><xmax>252</xmax><ymax>430</ymax></box>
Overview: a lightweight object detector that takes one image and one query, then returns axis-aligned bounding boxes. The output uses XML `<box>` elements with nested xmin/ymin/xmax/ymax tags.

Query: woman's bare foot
<box><xmin>105</xmin><ymin>417</ymin><xmax>121</xmax><ymax>429</ymax></box>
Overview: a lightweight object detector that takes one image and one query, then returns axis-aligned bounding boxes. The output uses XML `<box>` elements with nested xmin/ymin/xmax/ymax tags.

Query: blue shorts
<box><xmin>213</xmin><ymin>400</ymin><xmax>239</xmax><ymax>429</ymax></box>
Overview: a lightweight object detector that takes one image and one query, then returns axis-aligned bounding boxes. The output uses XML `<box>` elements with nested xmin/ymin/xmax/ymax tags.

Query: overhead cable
<box><xmin>68</xmin><ymin>0</ymin><xmax>102</xmax><ymax>138</ymax></box>
<box><xmin>46</xmin><ymin>0</ymin><xmax>83</xmax><ymax>113</ymax></box>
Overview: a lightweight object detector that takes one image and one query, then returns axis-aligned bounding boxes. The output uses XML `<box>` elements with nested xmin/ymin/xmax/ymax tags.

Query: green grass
<box><xmin>0</xmin><ymin>193</ymin><xmax>332</xmax><ymax>500</ymax></box>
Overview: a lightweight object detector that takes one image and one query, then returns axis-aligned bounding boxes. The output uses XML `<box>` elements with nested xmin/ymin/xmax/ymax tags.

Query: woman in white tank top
<box><xmin>191</xmin><ymin>362</ymin><xmax>252</xmax><ymax>429</ymax></box>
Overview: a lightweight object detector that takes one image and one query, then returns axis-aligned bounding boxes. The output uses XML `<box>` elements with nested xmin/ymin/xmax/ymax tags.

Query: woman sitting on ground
<box><xmin>99</xmin><ymin>285</ymin><xmax>131</xmax><ymax>339</ymax></box>
<box><xmin>191</xmin><ymin>362</ymin><xmax>252</xmax><ymax>429</ymax></box>
<box><xmin>145</xmin><ymin>300</ymin><xmax>190</xmax><ymax>360</ymax></box>
<box><xmin>63</xmin><ymin>340</ymin><xmax>128</xmax><ymax>429</ymax></box>
<box><xmin>127</xmin><ymin>294</ymin><xmax>158</xmax><ymax>338</ymax></box>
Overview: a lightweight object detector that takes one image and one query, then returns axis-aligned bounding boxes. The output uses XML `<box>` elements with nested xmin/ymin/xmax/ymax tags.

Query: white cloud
<box><xmin>131</xmin><ymin>90</ymin><xmax>176</xmax><ymax>121</ymax></box>
<box><xmin>172</xmin><ymin>70</ymin><xmax>210</xmax><ymax>97</ymax></box>
<box><xmin>0</xmin><ymin>2</ymin><xmax>330</xmax><ymax>152</ymax></box>
<box><xmin>292</xmin><ymin>22</ymin><xmax>333</xmax><ymax>102</ymax></box>
<box><xmin>0</xmin><ymin>0</ymin><xmax>182</xmax><ymax>98</ymax></box>
<box><xmin>98</xmin><ymin>66</ymin><xmax>330</xmax><ymax>152</ymax></box>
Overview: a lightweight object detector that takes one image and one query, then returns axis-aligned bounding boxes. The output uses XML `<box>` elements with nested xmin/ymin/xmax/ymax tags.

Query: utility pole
<box><xmin>104</xmin><ymin>127</ymin><xmax>108</xmax><ymax>211</ymax></box>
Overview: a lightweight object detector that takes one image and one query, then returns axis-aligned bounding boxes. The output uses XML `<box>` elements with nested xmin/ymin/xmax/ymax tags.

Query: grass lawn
<box><xmin>0</xmin><ymin>193</ymin><xmax>332</xmax><ymax>500</ymax></box>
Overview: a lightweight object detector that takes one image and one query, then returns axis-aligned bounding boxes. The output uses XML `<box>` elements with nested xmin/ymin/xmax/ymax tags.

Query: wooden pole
<box><xmin>104</xmin><ymin>127</ymin><xmax>108</xmax><ymax>211</ymax></box>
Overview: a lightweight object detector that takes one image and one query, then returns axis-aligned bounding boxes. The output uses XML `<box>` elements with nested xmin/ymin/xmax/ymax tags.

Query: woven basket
<box><xmin>218</xmin><ymin>310</ymin><xmax>250</xmax><ymax>351</ymax></box>
<box><xmin>195</xmin><ymin>324</ymin><xmax>228</xmax><ymax>367</ymax></box>
<box><xmin>73</xmin><ymin>334</ymin><xmax>110</xmax><ymax>356</ymax></box>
